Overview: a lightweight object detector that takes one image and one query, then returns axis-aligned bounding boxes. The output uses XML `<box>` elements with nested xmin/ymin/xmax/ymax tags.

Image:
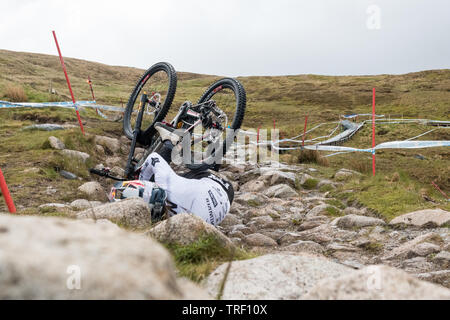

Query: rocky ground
<box><xmin>1</xmin><ymin>131</ymin><xmax>449</xmax><ymax>299</ymax></box>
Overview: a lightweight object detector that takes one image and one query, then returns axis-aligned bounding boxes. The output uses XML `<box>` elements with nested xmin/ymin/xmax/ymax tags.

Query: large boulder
<box><xmin>303</xmin><ymin>265</ymin><xmax>450</xmax><ymax>300</ymax></box>
<box><xmin>76</xmin><ymin>198</ymin><xmax>152</xmax><ymax>229</ymax></box>
<box><xmin>205</xmin><ymin>253</ymin><xmax>352</xmax><ymax>299</ymax></box>
<box><xmin>389</xmin><ymin>209</ymin><xmax>450</xmax><ymax>228</ymax></box>
<box><xmin>145</xmin><ymin>213</ymin><xmax>233</xmax><ymax>248</ymax></box>
<box><xmin>0</xmin><ymin>214</ymin><xmax>209</xmax><ymax>299</ymax></box>
<box><xmin>335</xmin><ymin>214</ymin><xmax>386</xmax><ymax>229</ymax></box>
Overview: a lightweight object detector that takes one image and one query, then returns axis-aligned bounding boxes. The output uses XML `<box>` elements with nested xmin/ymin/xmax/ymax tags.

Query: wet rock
<box><xmin>261</xmin><ymin>170</ymin><xmax>297</xmax><ymax>186</ymax></box>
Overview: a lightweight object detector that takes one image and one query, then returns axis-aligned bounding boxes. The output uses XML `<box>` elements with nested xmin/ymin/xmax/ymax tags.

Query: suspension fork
<box><xmin>125</xmin><ymin>92</ymin><xmax>148</xmax><ymax>179</ymax></box>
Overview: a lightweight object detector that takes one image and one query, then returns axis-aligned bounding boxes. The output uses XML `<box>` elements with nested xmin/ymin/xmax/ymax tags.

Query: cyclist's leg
<box><xmin>189</xmin><ymin>179</ymin><xmax>231</xmax><ymax>226</ymax></box>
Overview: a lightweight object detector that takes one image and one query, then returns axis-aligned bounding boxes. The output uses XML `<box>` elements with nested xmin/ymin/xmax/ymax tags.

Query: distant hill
<box><xmin>0</xmin><ymin>49</ymin><xmax>449</xmax><ymax>135</ymax></box>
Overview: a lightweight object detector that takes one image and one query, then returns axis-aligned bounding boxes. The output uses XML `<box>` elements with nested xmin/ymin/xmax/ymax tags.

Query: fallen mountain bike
<box><xmin>90</xmin><ymin>62</ymin><xmax>246</xmax><ymax>181</ymax></box>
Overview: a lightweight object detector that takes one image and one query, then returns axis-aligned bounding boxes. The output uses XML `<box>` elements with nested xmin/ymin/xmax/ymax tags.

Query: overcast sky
<box><xmin>0</xmin><ymin>0</ymin><xmax>449</xmax><ymax>76</ymax></box>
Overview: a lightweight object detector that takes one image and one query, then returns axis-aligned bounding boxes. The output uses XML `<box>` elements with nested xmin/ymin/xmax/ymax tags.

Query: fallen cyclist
<box><xmin>109</xmin><ymin>122</ymin><xmax>234</xmax><ymax>226</ymax></box>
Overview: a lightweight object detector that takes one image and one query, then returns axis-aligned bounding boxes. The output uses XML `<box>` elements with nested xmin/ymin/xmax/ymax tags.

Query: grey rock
<box><xmin>146</xmin><ymin>213</ymin><xmax>233</xmax><ymax>248</ymax></box>
<box><xmin>244</xmin><ymin>233</ymin><xmax>277</xmax><ymax>247</ymax></box>
<box><xmin>61</xmin><ymin>149</ymin><xmax>90</xmax><ymax>162</ymax></box>
<box><xmin>60</xmin><ymin>170</ymin><xmax>77</xmax><ymax>180</ymax></box>
<box><xmin>411</xmin><ymin>242</ymin><xmax>441</xmax><ymax>257</ymax></box>
<box><xmin>23</xmin><ymin>124</ymin><xmax>65</xmax><ymax>131</ymax></box>
<box><xmin>76</xmin><ymin>198</ymin><xmax>151</xmax><ymax>229</ymax></box>
<box><xmin>38</xmin><ymin>203</ymin><xmax>68</xmax><ymax>209</ymax></box>
<box><xmin>401</xmin><ymin>257</ymin><xmax>433</xmax><ymax>273</ymax></box>
<box><xmin>205</xmin><ymin>253</ymin><xmax>352</xmax><ymax>300</ymax></box>
<box><xmin>305</xmin><ymin>204</ymin><xmax>329</xmax><ymax>218</ymax></box>
<box><xmin>335</xmin><ymin>214</ymin><xmax>386</xmax><ymax>229</ymax></box>
<box><xmin>239</xmin><ymin>180</ymin><xmax>266</xmax><ymax>193</ymax></box>
<box><xmin>219</xmin><ymin>214</ymin><xmax>242</xmax><ymax>228</ymax></box>
<box><xmin>95</xmin><ymin>135</ymin><xmax>121</xmax><ymax>153</ymax></box>
<box><xmin>384</xmin><ymin>232</ymin><xmax>442</xmax><ymax>260</ymax></box>
<box><xmin>303</xmin><ymin>265</ymin><xmax>450</xmax><ymax>300</ymax></box>
<box><xmin>105</xmin><ymin>156</ymin><xmax>123</xmax><ymax>168</ymax></box>
<box><xmin>282</xmin><ymin>240</ymin><xmax>325</xmax><ymax>254</ymax></box>
<box><xmin>389</xmin><ymin>209</ymin><xmax>450</xmax><ymax>228</ymax></box>
<box><xmin>48</xmin><ymin>136</ymin><xmax>65</xmax><ymax>150</ymax></box>
<box><xmin>77</xmin><ymin>181</ymin><xmax>106</xmax><ymax>201</ymax></box>
<box><xmin>70</xmin><ymin>199</ymin><xmax>103</xmax><ymax>210</ymax></box>
<box><xmin>417</xmin><ymin>270</ymin><xmax>450</xmax><ymax>288</ymax></box>
<box><xmin>0</xmin><ymin>214</ymin><xmax>209</xmax><ymax>299</ymax></box>
<box><xmin>264</xmin><ymin>184</ymin><xmax>298</xmax><ymax>198</ymax></box>
<box><xmin>433</xmin><ymin>251</ymin><xmax>450</xmax><ymax>268</ymax></box>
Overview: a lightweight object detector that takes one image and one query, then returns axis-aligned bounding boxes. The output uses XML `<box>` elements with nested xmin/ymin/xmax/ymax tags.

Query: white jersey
<box><xmin>139</xmin><ymin>152</ymin><xmax>231</xmax><ymax>226</ymax></box>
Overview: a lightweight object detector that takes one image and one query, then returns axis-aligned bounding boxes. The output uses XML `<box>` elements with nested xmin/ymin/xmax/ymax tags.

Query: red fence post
<box><xmin>52</xmin><ymin>31</ymin><xmax>85</xmax><ymax>135</ymax></box>
<box><xmin>87</xmin><ymin>76</ymin><xmax>99</xmax><ymax>116</ymax></box>
<box><xmin>372</xmin><ymin>88</ymin><xmax>376</xmax><ymax>176</ymax></box>
<box><xmin>302</xmin><ymin>116</ymin><xmax>308</xmax><ymax>148</ymax></box>
<box><xmin>0</xmin><ymin>168</ymin><xmax>16</xmax><ymax>213</ymax></box>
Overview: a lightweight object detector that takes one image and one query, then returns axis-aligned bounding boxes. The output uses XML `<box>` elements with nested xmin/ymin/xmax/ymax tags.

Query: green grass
<box><xmin>333</xmin><ymin>171</ymin><xmax>450</xmax><ymax>221</ymax></box>
<box><xmin>303</xmin><ymin>178</ymin><xmax>319</xmax><ymax>190</ymax></box>
<box><xmin>164</xmin><ymin>234</ymin><xmax>257</xmax><ymax>283</ymax></box>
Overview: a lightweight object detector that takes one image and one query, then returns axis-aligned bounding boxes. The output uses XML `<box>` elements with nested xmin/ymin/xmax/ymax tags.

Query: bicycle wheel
<box><xmin>194</xmin><ymin>78</ymin><xmax>246</xmax><ymax>166</ymax></box>
<box><xmin>123</xmin><ymin>62</ymin><xmax>177</xmax><ymax>145</ymax></box>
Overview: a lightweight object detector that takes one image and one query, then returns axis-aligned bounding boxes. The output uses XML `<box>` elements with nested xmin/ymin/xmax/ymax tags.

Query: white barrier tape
<box><xmin>0</xmin><ymin>100</ymin><xmax>126</xmax><ymax>113</ymax></box>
